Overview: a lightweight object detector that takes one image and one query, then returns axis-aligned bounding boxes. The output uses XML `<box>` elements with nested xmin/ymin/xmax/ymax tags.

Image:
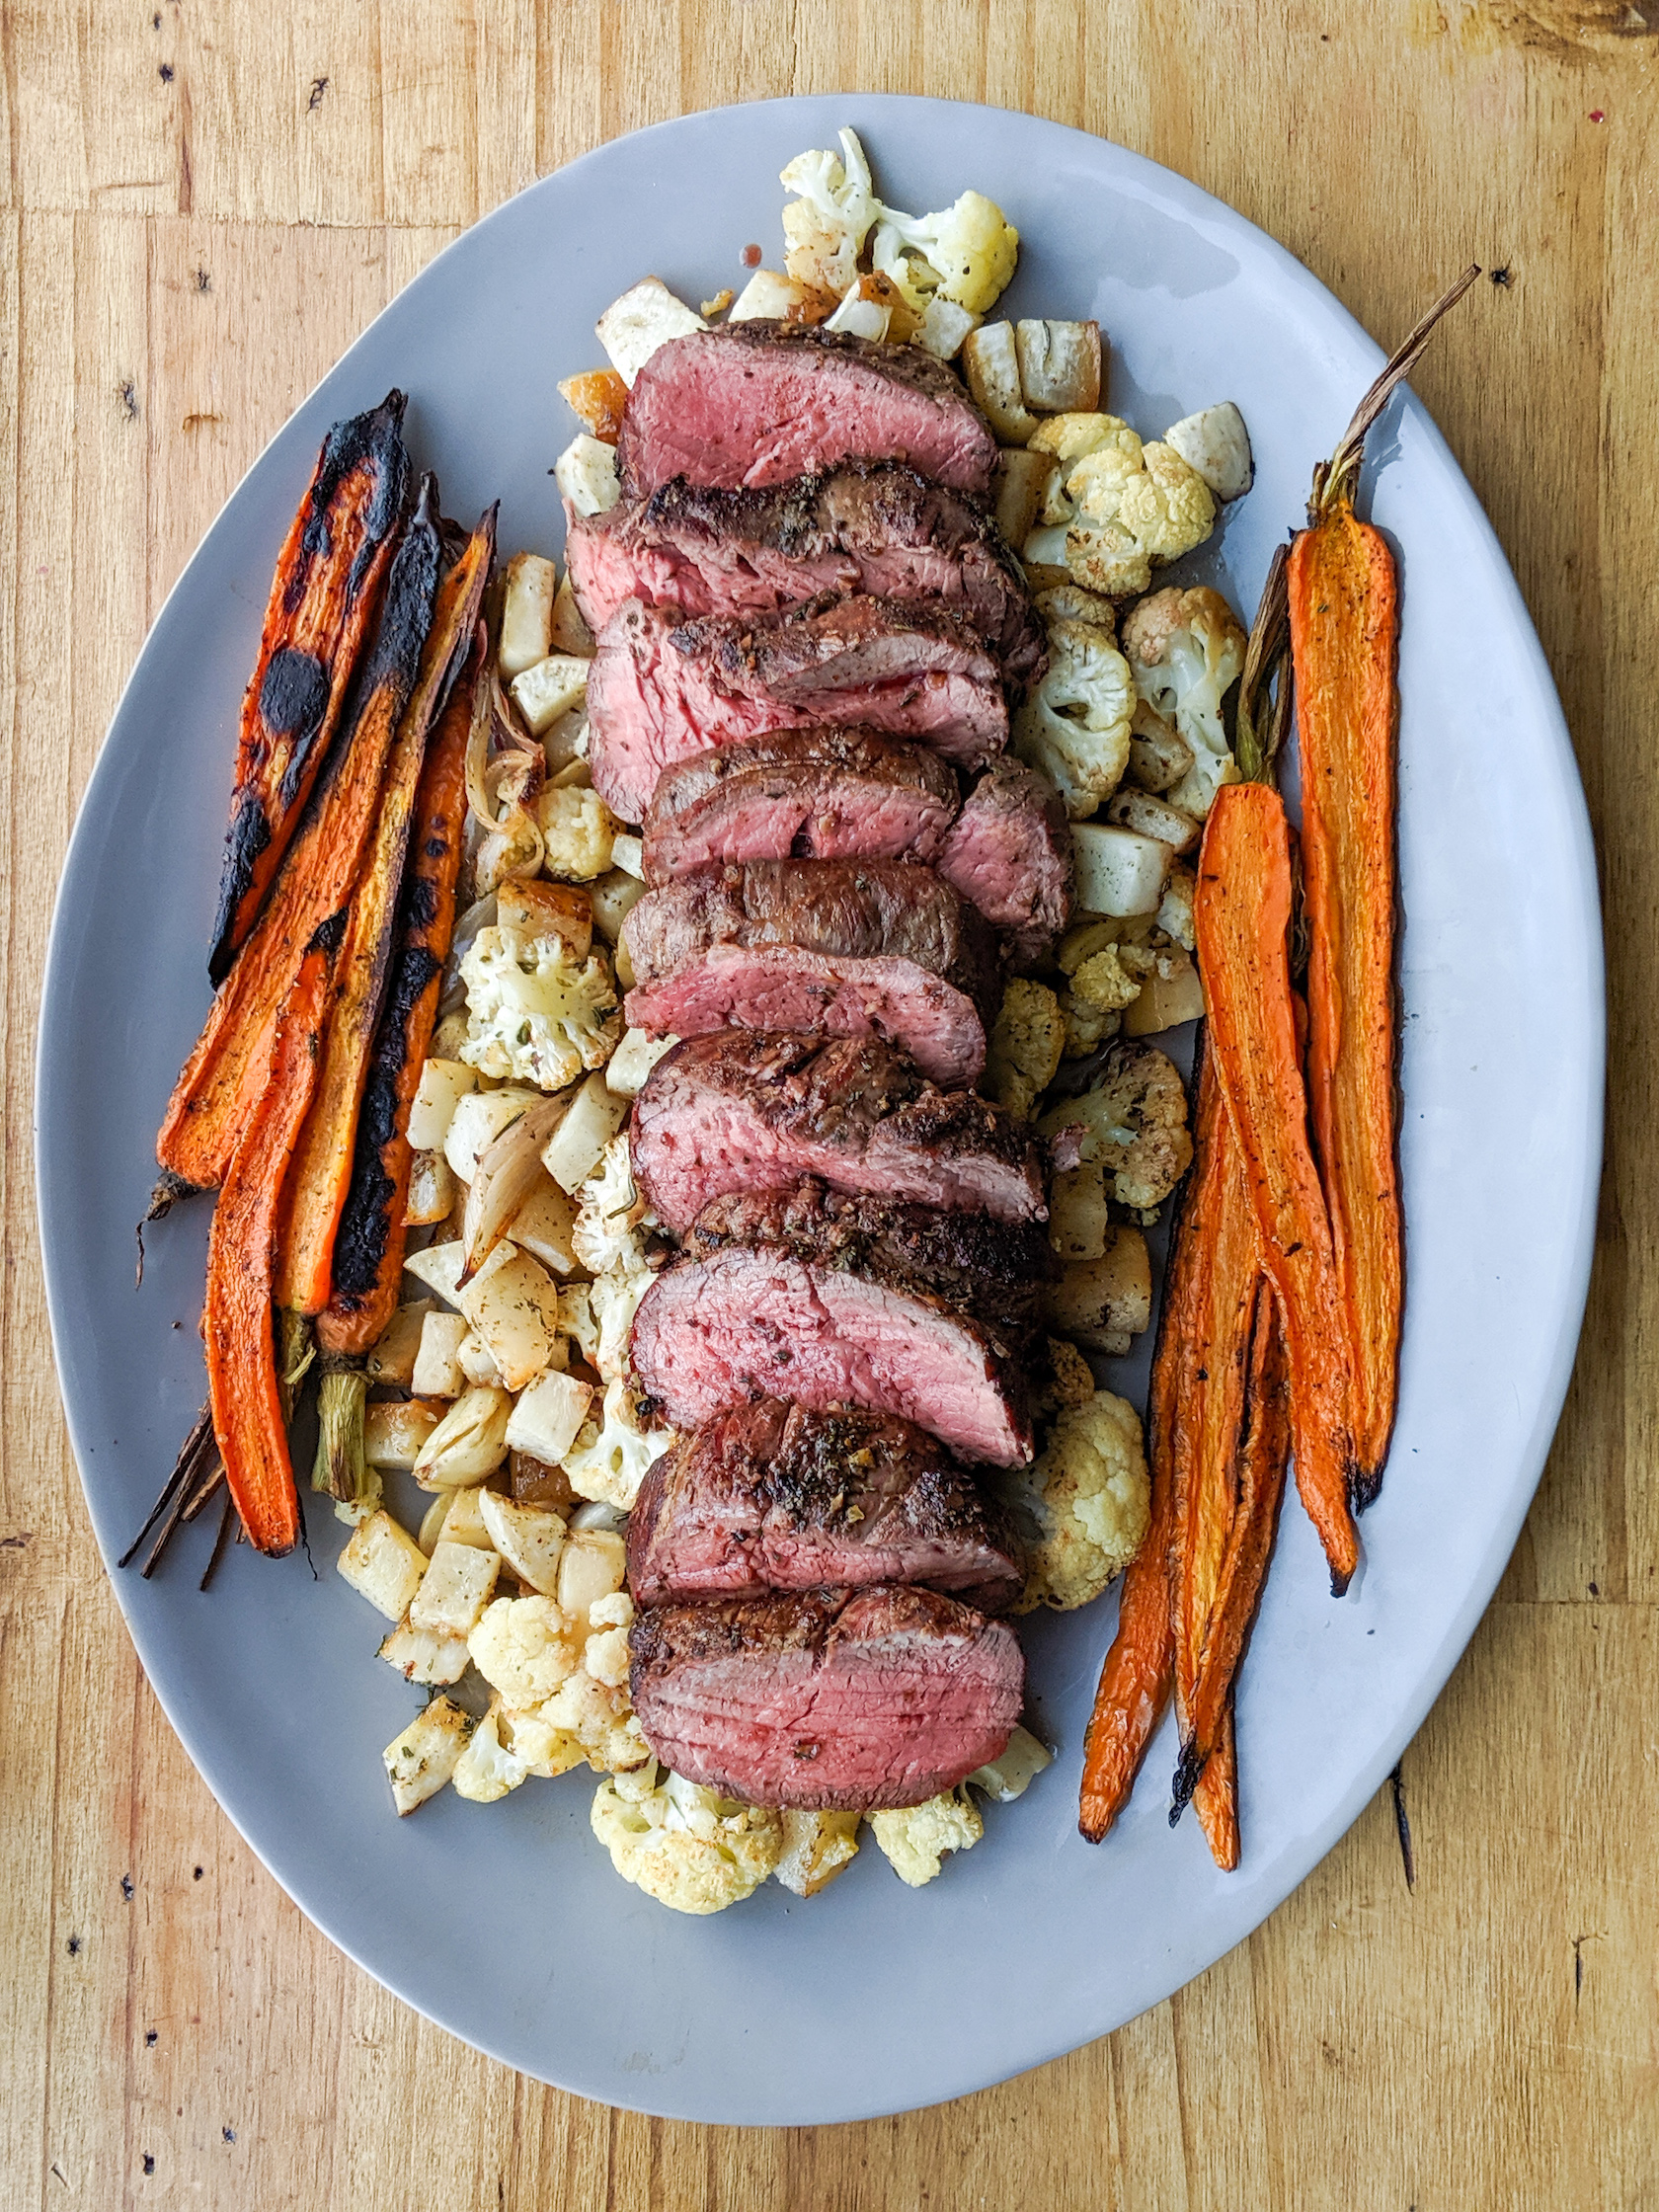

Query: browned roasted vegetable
<box><xmin>208</xmin><ymin>393</ymin><xmax>409</xmax><ymax>983</ymax></box>
<box><xmin>1192</xmin><ymin>1703</ymin><xmax>1239</xmax><ymax>1871</ymax></box>
<box><xmin>203</xmin><ymin>934</ymin><xmax>336</xmax><ymax>1555</ymax></box>
<box><xmin>276</xmin><ymin>479</ymin><xmax>456</xmax><ymax>1315</ymax></box>
<box><xmin>318</xmin><ymin>619</ymin><xmax>485</xmax><ymax>1356</ymax></box>
<box><xmin>156</xmin><ymin>495</ymin><xmax>444</xmax><ymax>1193</ymax></box>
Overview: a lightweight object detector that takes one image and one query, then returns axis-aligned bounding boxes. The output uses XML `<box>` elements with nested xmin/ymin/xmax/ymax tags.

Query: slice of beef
<box><xmin>683</xmin><ymin>1181</ymin><xmax>1055</xmax><ymax>1342</ymax></box>
<box><xmin>642</xmin><ymin>730</ymin><xmax>960</xmax><ymax>880</ymax></box>
<box><xmin>616</xmin><ymin>322</ymin><xmax>997</xmax><ymax>500</ymax></box>
<box><xmin>937</xmin><ymin>758</ymin><xmax>1076</xmax><ymax>970</ymax></box>
<box><xmin>588</xmin><ymin>593</ymin><xmax>1007</xmax><ymax>824</ymax></box>
<box><xmin>620</xmin><ymin>859</ymin><xmax>998</xmax><ymax>1086</ymax></box>
<box><xmin>569</xmin><ymin>463</ymin><xmax>1045</xmax><ymax>694</ymax></box>
<box><xmin>628</xmin><ymin>1584</ymin><xmax>1023</xmax><ymax>1810</ymax></box>
<box><xmin>629</xmin><ymin>1218</ymin><xmax>1035</xmax><ymax>1467</ymax></box>
<box><xmin>627</xmin><ymin>1398</ymin><xmax>1024</xmax><ymax>1613</ymax></box>
<box><xmin>630</xmin><ymin>1032</ymin><xmax>1045</xmax><ymax>1233</ymax></box>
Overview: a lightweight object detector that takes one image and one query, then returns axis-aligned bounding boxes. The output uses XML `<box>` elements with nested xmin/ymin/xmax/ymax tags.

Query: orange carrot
<box><xmin>1192</xmin><ymin>1702</ymin><xmax>1239</xmax><ymax>1872</ymax></box>
<box><xmin>207</xmin><ymin>394</ymin><xmax>408</xmax><ymax>983</ymax></box>
<box><xmin>1288</xmin><ymin>266</ymin><xmax>1479</xmax><ymax>1501</ymax></box>
<box><xmin>202</xmin><ymin>936</ymin><xmax>335</xmax><ymax>1554</ymax></box>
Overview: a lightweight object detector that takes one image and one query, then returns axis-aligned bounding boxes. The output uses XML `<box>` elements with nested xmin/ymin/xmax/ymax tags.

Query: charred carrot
<box><xmin>318</xmin><ymin>623</ymin><xmax>484</xmax><ymax>1356</ymax></box>
<box><xmin>275</xmin><ymin>479</ymin><xmax>454</xmax><ymax>1315</ymax></box>
<box><xmin>208</xmin><ymin>393</ymin><xmax>409</xmax><ymax>984</ymax></box>
<box><xmin>156</xmin><ymin>498</ymin><xmax>444</xmax><ymax>1192</ymax></box>
<box><xmin>202</xmin><ymin>933</ymin><xmax>336</xmax><ymax>1554</ymax></box>
<box><xmin>1192</xmin><ymin>1702</ymin><xmax>1239</xmax><ymax>1872</ymax></box>
<box><xmin>1289</xmin><ymin>267</ymin><xmax>1479</xmax><ymax>1502</ymax></box>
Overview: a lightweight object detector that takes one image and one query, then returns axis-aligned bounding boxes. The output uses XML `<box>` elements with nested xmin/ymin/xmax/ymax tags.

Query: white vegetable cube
<box><xmin>442</xmin><ymin>1088</ymin><xmax>540</xmax><ymax>1186</ymax></box>
<box><xmin>1164</xmin><ymin>402</ymin><xmax>1254</xmax><ymax>502</ymax></box>
<box><xmin>410</xmin><ymin>1539</ymin><xmax>502</xmax><ymax>1637</ymax></box>
<box><xmin>498</xmin><ymin>551</ymin><xmax>558</xmax><ymax>680</ymax></box>
<box><xmin>338</xmin><ymin>1509</ymin><xmax>430</xmax><ymax>1622</ymax></box>
<box><xmin>364</xmin><ymin>1398</ymin><xmax>443</xmax><ymax>1471</ymax></box>
<box><xmin>775</xmin><ymin>1809</ymin><xmax>862</xmax><ymax>1897</ymax></box>
<box><xmin>1123</xmin><ymin>950</ymin><xmax>1206</xmax><ymax>1036</ymax></box>
<box><xmin>412</xmin><ymin>1384</ymin><xmax>513</xmax><ymax>1486</ymax></box>
<box><xmin>456</xmin><ymin>1330</ymin><xmax>503</xmax><ymax>1386</ymax></box>
<box><xmin>547</xmin><ymin>576</ymin><xmax>595</xmax><ymax>660</ymax></box>
<box><xmin>604</xmin><ymin>1027</ymin><xmax>677</xmax><ymax>1100</ymax></box>
<box><xmin>992</xmin><ymin>447</ymin><xmax>1058</xmax><ymax>549</ymax></box>
<box><xmin>508</xmin><ymin>1174</ymin><xmax>581</xmax><ymax>1277</ymax></box>
<box><xmin>595</xmin><ymin>276</ymin><xmax>707</xmax><ymax>384</ymax></box>
<box><xmin>1048</xmin><ymin>1159</ymin><xmax>1112</xmax><ymax>1262</ymax></box>
<box><xmin>383</xmin><ymin>1696</ymin><xmax>475</xmax><ymax>1815</ymax></box>
<box><xmin>962</xmin><ymin>321</ymin><xmax>1037</xmax><ymax>443</ymax></box>
<box><xmin>506</xmin><ymin>1368</ymin><xmax>593</xmax><ymax>1469</ymax></box>
<box><xmin>589</xmin><ymin>868</ymin><xmax>646</xmax><ymax>946</ymax></box>
<box><xmin>540</xmin><ymin>1070</ymin><xmax>629</xmax><ymax>1194</ymax></box>
<box><xmin>438</xmin><ymin>1482</ymin><xmax>496</xmax><ymax>1549</ymax></box>
<box><xmin>403</xmin><ymin>1237</ymin><xmax>467</xmax><ymax>1311</ymax></box>
<box><xmin>511</xmin><ymin>653</ymin><xmax>591</xmax><ymax>739</ymax></box>
<box><xmin>916</xmin><ymin>296</ymin><xmax>980</xmax><ymax>360</ymax></box>
<box><xmin>609</xmin><ymin>832</ymin><xmax>645</xmax><ymax>880</ymax></box>
<box><xmin>1015</xmin><ymin>319</ymin><xmax>1102</xmax><ymax>413</ymax></box>
<box><xmin>364</xmin><ymin>1300</ymin><xmax>433</xmax><ymax>1389</ymax></box>
<box><xmin>553</xmin><ymin>434</ymin><xmax>620</xmax><ymax>518</ymax></box>
<box><xmin>404</xmin><ymin>1147</ymin><xmax>455</xmax><ymax>1227</ymax></box>
<box><xmin>407</xmin><ymin>1057</ymin><xmax>479</xmax><ymax>1153</ymax></box>
<box><xmin>412</xmin><ymin>1308</ymin><xmax>470</xmax><ymax>1398</ymax></box>
<box><xmin>478</xmin><ymin>1487</ymin><xmax>568</xmax><ymax>1596</ymax></box>
<box><xmin>967</xmin><ymin>1724</ymin><xmax>1054</xmax><ymax>1802</ymax></box>
<box><xmin>378</xmin><ymin>1617</ymin><xmax>472</xmax><ymax>1687</ymax></box>
<box><xmin>729</xmin><ymin>268</ymin><xmax>817</xmax><ymax>321</ymax></box>
<box><xmin>456</xmin><ymin>1240</ymin><xmax>562</xmax><ymax>1391</ymax></box>
<box><xmin>557</xmin><ymin>1530</ymin><xmax>628</xmax><ymax>1624</ymax></box>
<box><xmin>1072</xmin><ymin>823</ymin><xmax>1173</xmax><ymax>918</ymax></box>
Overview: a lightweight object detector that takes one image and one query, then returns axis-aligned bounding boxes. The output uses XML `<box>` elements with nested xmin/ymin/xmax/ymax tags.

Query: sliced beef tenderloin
<box><xmin>937</xmin><ymin>758</ymin><xmax>1075</xmax><ymax>971</ymax></box>
<box><xmin>641</xmin><ymin>729</ymin><xmax>960</xmax><ymax>880</ymax></box>
<box><xmin>620</xmin><ymin>859</ymin><xmax>999</xmax><ymax>1086</ymax></box>
<box><xmin>630</xmin><ymin>1032</ymin><xmax>1045</xmax><ymax>1233</ymax></box>
<box><xmin>627</xmin><ymin>1398</ymin><xmax>1024</xmax><ymax>1613</ymax></box>
<box><xmin>628</xmin><ymin>1584</ymin><xmax>1023</xmax><ymax>1810</ymax></box>
<box><xmin>615</xmin><ymin>322</ymin><xmax>997</xmax><ymax>500</ymax></box>
<box><xmin>569</xmin><ymin>463</ymin><xmax>1045</xmax><ymax>695</ymax></box>
<box><xmin>587</xmin><ymin>593</ymin><xmax>1007</xmax><ymax>825</ymax></box>
<box><xmin>629</xmin><ymin>1204</ymin><xmax>1036</xmax><ymax>1466</ymax></box>
<box><xmin>683</xmin><ymin>1181</ymin><xmax>1056</xmax><ymax>1343</ymax></box>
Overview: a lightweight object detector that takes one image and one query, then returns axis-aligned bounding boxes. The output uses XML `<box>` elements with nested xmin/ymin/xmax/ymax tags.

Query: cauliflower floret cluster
<box><xmin>1013</xmin><ymin>614</ymin><xmax>1134</xmax><ymax>822</ymax></box>
<box><xmin>870</xmin><ymin>1787</ymin><xmax>985</xmax><ymax>1887</ymax></box>
<box><xmin>878</xmin><ymin>189</ymin><xmax>1019</xmax><ymax>314</ymax></box>
<box><xmin>467</xmin><ymin>1591</ymin><xmax>649</xmax><ymax>1790</ymax></box>
<box><xmin>1037</xmin><ymin>1040</ymin><xmax>1193</xmax><ymax>1211</ymax></box>
<box><xmin>780</xmin><ymin>127</ymin><xmax>878</xmax><ymax>296</ymax></box>
<box><xmin>985</xmin><ymin>978</ymin><xmax>1066</xmax><ymax>1119</ymax></box>
<box><xmin>563</xmin><ymin>1375</ymin><xmax>674</xmax><ymax>1510</ymax></box>
<box><xmin>459</xmin><ymin>925</ymin><xmax>622</xmax><ymax>1093</ymax></box>
<box><xmin>591</xmin><ymin>1767</ymin><xmax>784</xmax><ymax>1916</ymax></box>
<box><xmin>536</xmin><ymin>785</ymin><xmax>617</xmax><ymax>882</ymax></box>
<box><xmin>1120</xmin><ymin>586</ymin><xmax>1247</xmax><ymax>820</ymax></box>
<box><xmin>1029</xmin><ymin>412</ymin><xmax>1216</xmax><ymax>599</ymax></box>
<box><xmin>1001</xmin><ymin>1389</ymin><xmax>1150</xmax><ymax>1614</ymax></box>
<box><xmin>572</xmin><ymin>1134</ymin><xmax>652</xmax><ymax>1277</ymax></box>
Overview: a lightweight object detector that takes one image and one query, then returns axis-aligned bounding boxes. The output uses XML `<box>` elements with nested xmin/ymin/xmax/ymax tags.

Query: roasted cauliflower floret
<box><xmin>879</xmin><ymin>190</ymin><xmax>1018</xmax><ymax>314</ymax></box>
<box><xmin>1013</xmin><ymin>616</ymin><xmax>1134</xmax><ymax>822</ymax></box>
<box><xmin>591</xmin><ymin>1769</ymin><xmax>784</xmax><ymax>1915</ymax></box>
<box><xmin>870</xmin><ymin>1787</ymin><xmax>985</xmax><ymax>1887</ymax></box>
<box><xmin>459</xmin><ymin>926</ymin><xmax>622</xmax><ymax>1093</ymax></box>
<box><xmin>1002</xmin><ymin>1389</ymin><xmax>1150</xmax><ymax>1613</ymax></box>
<box><xmin>572</xmin><ymin>1135</ymin><xmax>651</xmax><ymax>1277</ymax></box>
<box><xmin>1064</xmin><ymin>434</ymin><xmax>1216</xmax><ymax>599</ymax></box>
<box><xmin>467</xmin><ymin>1593</ymin><xmax>581</xmax><ymax>1709</ymax></box>
<box><xmin>1029</xmin><ymin>414</ymin><xmax>1144</xmax><ymax>527</ymax></box>
<box><xmin>1060</xmin><ymin>920</ymin><xmax>1155</xmax><ymax>1017</ymax></box>
<box><xmin>563</xmin><ymin>1376</ymin><xmax>674</xmax><ymax>1510</ymax></box>
<box><xmin>1037</xmin><ymin>1040</ymin><xmax>1193</xmax><ymax>1211</ymax></box>
<box><xmin>537</xmin><ymin>784</ymin><xmax>618</xmax><ymax>881</ymax></box>
<box><xmin>986</xmin><ymin>978</ymin><xmax>1065</xmax><ymax>1118</ymax></box>
<box><xmin>1120</xmin><ymin>586</ymin><xmax>1247</xmax><ymax>820</ymax></box>
<box><xmin>780</xmin><ymin>127</ymin><xmax>879</xmax><ymax>295</ymax></box>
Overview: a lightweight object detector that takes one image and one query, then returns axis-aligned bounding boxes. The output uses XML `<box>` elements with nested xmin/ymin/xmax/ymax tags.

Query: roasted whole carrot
<box><xmin>202</xmin><ymin>932</ymin><xmax>337</xmax><ymax>1554</ymax></box>
<box><xmin>318</xmin><ymin>623</ymin><xmax>484</xmax><ymax>1357</ymax></box>
<box><xmin>1192</xmin><ymin>1702</ymin><xmax>1239</xmax><ymax>1872</ymax></box>
<box><xmin>275</xmin><ymin>479</ymin><xmax>456</xmax><ymax>1316</ymax></box>
<box><xmin>1289</xmin><ymin>266</ymin><xmax>1479</xmax><ymax>1503</ymax></box>
<box><xmin>156</xmin><ymin>497</ymin><xmax>444</xmax><ymax>1193</ymax></box>
<box><xmin>1195</xmin><ymin>778</ymin><xmax>1361</xmax><ymax>1596</ymax></box>
<box><xmin>207</xmin><ymin>393</ymin><xmax>410</xmax><ymax>984</ymax></box>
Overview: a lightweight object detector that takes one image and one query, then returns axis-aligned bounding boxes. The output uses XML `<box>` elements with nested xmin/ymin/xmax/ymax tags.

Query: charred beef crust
<box><xmin>627</xmin><ymin>1397</ymin><xmax>1025</xmax><ymax>1613</ymax></box>
<box><xmin>684</xmin><ymin>1178</ymin><xmax>1057</xmax><ymax>1341</ymax></box>
<box><xmin>620</xmin><ymin>860</ymin><xmax>1002</xmax><ymax>1022</ymax></box>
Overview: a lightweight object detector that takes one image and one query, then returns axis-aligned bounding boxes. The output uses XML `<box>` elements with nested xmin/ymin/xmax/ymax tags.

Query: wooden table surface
<box><xmin>4</xmin><ymin>3</ymin><xmax>1654</xmax><ymax>2205</ymax></box>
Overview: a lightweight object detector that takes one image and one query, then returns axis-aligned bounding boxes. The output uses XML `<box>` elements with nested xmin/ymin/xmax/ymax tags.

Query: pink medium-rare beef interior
<box><xmin>641</xmin><ymin>729</ymin><xmax>961</xmax><ymax>881</ymax></box>
<box><xmin>627</xmin><ymin>1583</ymin><xmax>1024</xmax><ymax>1809</ymax></box>
<box><xmin>628</xmin><ymin>1243</ymin><xmax>1034</xmax><ymax>1465</ymax></box>
<box><xmin>587</xmin><ymin>594</ymin><xmax>1008</xmax><ymax>824</ymax></box>
<box><xmin>627</xmin><ymin>1397</ymin><xmax>1024</xmax><ymax>1613</ymax></box>
<box><xmin>937</xmin><ymin>757</ymin><xmax>1076</xmax><ymax>971</ymax></box>
<box><xmin>630</xmin><ymin>1031</ymin><xmax>1045</xmax><ymax>1234</ymax></box>
<box><xmin>567</xmin><ymin>463</ymin><xmax>1044</xmax><ymax>695</ymax></box>
<box><xmin>614</xmin><ymin>322</ymin><xmax>998</xmax><ymax>500</ymax></box>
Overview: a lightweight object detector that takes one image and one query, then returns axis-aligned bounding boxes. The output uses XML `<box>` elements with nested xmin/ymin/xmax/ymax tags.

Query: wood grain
<box><xmin>3</xmin><ymin>2</ymin><xmax>1654</xmax><ymax>2204</ymax></box>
